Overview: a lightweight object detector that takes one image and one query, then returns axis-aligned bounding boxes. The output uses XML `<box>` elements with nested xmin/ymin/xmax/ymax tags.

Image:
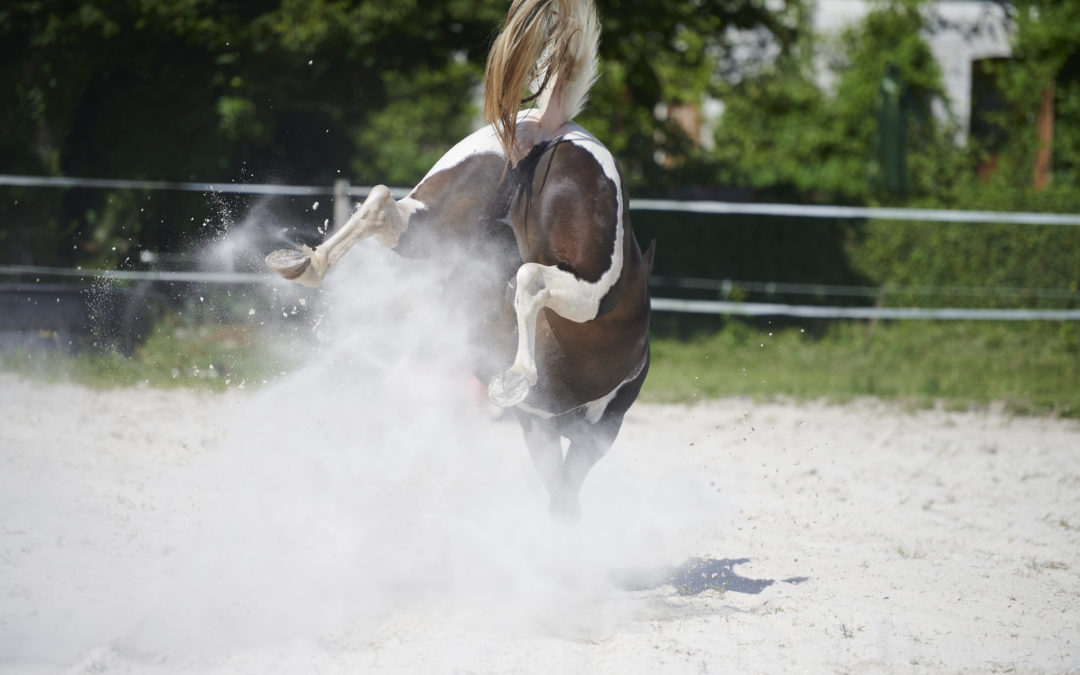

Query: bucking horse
<box><xmin>266</xmin><ymin>0</ymin><xmax>653</xmax><ymax>518</ymax></box>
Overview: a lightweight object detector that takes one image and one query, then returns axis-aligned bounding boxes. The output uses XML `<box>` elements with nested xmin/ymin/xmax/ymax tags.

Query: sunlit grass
<box><xmin>4</xmin><ymin>317</ymin><xmax>1078</xmax><ymax>418</ymax></box>
<box><xmin>0</xmin><ymin>314</ymin><xmax>305</xmax><ymax>392</ymax></box>
<box><xmin>642</xmin><ymin>319</ymin><xmax>1080</xmax><ymax>417</ymax></box>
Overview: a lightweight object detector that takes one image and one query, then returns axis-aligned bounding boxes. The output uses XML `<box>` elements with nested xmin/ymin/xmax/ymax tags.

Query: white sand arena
<box><xmin>1</xmin><ymin>370</ymin><xmax>1077</xmax><ymax>674</ymax></box>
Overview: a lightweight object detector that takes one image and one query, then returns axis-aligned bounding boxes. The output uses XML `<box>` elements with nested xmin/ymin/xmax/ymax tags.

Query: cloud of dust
<box><xmin>125</xmin><ymin>240</ymin><xmax>666</xmax><ymax>655</ymax></box>
<box><xmin>4</xmin><ymin>211</ymin><xmax>735</xmax><ymax>667</ymax></box>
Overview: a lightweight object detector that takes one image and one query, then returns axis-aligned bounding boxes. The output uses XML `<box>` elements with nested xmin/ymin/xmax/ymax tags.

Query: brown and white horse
<box><xmin>266</xmin><ymin>0</ymin><xmax>653</xmax><ymax>517</ymax></box>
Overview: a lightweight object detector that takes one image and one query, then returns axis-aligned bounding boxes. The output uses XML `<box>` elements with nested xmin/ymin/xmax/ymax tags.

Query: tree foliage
<box><xmin>0</xmin><ymin>0</ymin><xmax>1077</xmax><ymax>305</ymax></box>
<box><xmin>700</xmin><ymin>0</ymin><xmax>1079</xmax><ymax>302</ymax></box>
<box><xmin>0</xmin><ymin>0</ymin><xmax>794</xmax><ymax>266</ymax></box>
<box><xmin>711</xmin><ymin>0</ymin><xmax>955</xmax><ymax>203</ymax></box>
<box><xmin>981</xmin><ymin>0</ymin><xmax>1080</xmax><ymax>187</ymax></box>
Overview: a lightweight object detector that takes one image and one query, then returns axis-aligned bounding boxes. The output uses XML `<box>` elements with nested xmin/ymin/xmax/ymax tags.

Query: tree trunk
<box><xmin>1033</xmin><ymin>81</ymin><xmax>1055</xmax><ymax>191</ymax></box>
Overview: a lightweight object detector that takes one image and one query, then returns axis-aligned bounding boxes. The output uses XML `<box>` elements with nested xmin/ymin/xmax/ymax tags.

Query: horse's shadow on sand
<box><xmin>611</xmin><ymin>558</ymin><xmax>808</xmax><ymax>596</ymax></box>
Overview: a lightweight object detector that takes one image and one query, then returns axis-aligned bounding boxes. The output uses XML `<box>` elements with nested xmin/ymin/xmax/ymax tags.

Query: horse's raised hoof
<box><xmin>265</xmin><ymin>248</ymin><xmax>312</xmax><ymax>281</ymax></box>
<box><xmin>488</xmin><ymin>370</ymin><xmax>531</xmax><ymax>408</ymax></box>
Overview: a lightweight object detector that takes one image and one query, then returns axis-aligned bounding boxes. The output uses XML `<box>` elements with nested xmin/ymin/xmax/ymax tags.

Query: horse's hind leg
<box><xmin>489</xmin><ymin>263</ymin><xmax>550</xmax><ymax>405</ymax></box>
<box><xmin>516</xmin><ymin>411</ymin><xmax>609</xmax><ymax>520</ymax></box>
<box><xmin>550</xmin><ymin>421</ymin><xmax>622</xmax><ymax>520</ymax></box>
<box><xmin>489</xmin><ymin>262</ymin><xmax>602</xmax><ymax>406</ymax></box>
<box><xmin>515</xmin><ymin>411</ymin><xmax>564</xmax><ymax>504</ymax></box>
<box><xmin>551</xmin><ymin>357</ymin><xmax>648</xmax><ymax>518</ymax></box>
<box><xmin>266</xmin><ymin>185</ymin><xmax>412</xmax><ymax>286</ymax></box>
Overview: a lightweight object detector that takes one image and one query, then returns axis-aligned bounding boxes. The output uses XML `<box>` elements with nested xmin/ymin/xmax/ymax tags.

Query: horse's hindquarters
<box><xmin>531</xmin><ymin>259</ymin><xmax>650</xmax><ymax>413</ymax></box>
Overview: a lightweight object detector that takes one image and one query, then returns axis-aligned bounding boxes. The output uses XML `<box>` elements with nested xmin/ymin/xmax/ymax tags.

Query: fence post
<box><xmin>333</xmin><ymin>178</ymin><xmax>351</xmax><ymax>231</ymax></box>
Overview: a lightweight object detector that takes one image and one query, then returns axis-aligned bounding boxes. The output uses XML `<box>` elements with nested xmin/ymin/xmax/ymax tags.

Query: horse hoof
<box><xmin>488</xmin><ymin>370</ymin><xmax>530</xmax><ymax>408</ymax></box>
<box><xmin>265</xmin><ymin>248</ymin><xmax>311</xmax><ymax>280</ymax></box>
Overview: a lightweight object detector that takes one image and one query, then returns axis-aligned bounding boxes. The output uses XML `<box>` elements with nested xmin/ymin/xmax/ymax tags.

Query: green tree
<box><xmin>0</xmin><ymin>0</ymin><xmax>801</xmax><ymax>266</ymax></box>
<box><xmin>582</xmin><ymin>0</ymin><xmax>806</xmax><ymax>193</ymax></box>
<box><xmin>980</xmin><ymin>0</ymin><xmax>1080</xmax><ymax>188</ymax></box>
<box><xmin>711</xmin><ymin>0</ymin><xmax>956</xmax><ymax>204</ymax></box>
<box><xmin>845</xmin><ymin>1</ymin><xmax>1080</xmax><ymax>307</ymax></box>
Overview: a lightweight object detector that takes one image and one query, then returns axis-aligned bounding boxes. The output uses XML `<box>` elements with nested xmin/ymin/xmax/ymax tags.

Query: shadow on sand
<box><xmin>611</xmin><ymin>557</ymin><xmax>808</xmax><ymax>596</ymax></box>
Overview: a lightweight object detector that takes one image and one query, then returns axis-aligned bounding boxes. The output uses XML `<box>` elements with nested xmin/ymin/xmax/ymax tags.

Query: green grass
<box><xmin>1</xmin><ymin>314</ymin><xmax>304</xmax><ymax>392</ymax></box>
<box><xmin>4</xmin><ymin>317</ymin><xmax>1078</xmax><ymax>418</ymax></box>
<box><xmin>642</xmin><ymin>320</ymin><xmax>1080</xmax><ymax>417</ymax></box>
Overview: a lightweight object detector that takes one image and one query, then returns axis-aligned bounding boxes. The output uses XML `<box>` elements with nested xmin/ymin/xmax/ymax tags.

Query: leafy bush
<box><xmin>849</xmin><ymin>183</ymin><xmax>1080</xmax><ymax>309</ymax></box>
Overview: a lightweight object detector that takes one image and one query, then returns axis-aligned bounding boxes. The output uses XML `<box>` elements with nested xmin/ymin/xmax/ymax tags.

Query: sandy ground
<box><xmin>1</xmin><ymin>369</ymin><xmax>1078</xmax><ymax>674</ymax></box>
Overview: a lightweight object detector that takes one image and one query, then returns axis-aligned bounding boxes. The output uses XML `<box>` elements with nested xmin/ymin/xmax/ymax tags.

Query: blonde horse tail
<box><xmin>483</xmin><ymin>0</ymin><xmax>601</xmax><ymax>157</ymax></box>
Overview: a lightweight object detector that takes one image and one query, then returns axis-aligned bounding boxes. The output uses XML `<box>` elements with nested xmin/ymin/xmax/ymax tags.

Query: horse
<box><xmin>265</xmin><ymin>0</ymin><xmax>653</xmax><ymax>518</ymax></box>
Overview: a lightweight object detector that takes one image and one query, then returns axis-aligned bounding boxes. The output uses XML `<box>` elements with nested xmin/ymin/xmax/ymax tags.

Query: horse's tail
<box><xmin>483</xmin><ymin>0</ymin><xmax>600</xmax><ymax>156</ymax></box>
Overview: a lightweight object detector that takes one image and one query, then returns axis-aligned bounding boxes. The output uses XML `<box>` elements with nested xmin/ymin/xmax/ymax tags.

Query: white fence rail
<box><xmin>2</xmin><ymin>265</ymin><xmax>1076</xmax><ymax>321</ymax></box>
<box><xmin>630</xmin><ymin>198</ymin><xmax>1080</xmax><ymax>226</ymax></box>
<box><xmin>649</xmin><ymin>275</ymin><xmax>1080</xmax><ymax>300</ymax></box>
<box><xmin>2</xmin><ymin>173</ymin><xmax>1078</xmax><ymax>320</ymax></box>
<box><xmin>5</xmin><ymin>173</ymin><xmax>1080</xmax><ymax>225</ymax></box>
<box><xmin>651</xmin><ymin>298</ymin><xmax>1080</xmax><ymax>321</ymax></box>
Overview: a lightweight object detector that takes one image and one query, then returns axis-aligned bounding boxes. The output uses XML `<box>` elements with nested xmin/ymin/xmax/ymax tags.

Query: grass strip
<box><xmin>4</xmin><ymin>318</ymin><xmax>1078</xmax><ymax>417</ymax></box>
<box><xmin>643</xmin><ymin>320</ymin><xmax>1080</xmax><ymax>417</ymax></box>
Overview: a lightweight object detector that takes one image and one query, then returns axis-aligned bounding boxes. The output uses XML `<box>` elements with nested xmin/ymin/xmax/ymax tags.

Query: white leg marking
<box><xmin>509</xmin><ymin>264</ymin><xmax>549</xmax><ymax>385</ymax></box>
<box><xmin>508</xmin><ymin>262</ymin><xmax>607</xmax><ymax>380</ymax></box>
<box><xmin>489</xmin><ymin>259</ymin><xmax>616</xmax><ymax>407</ymax></box>
<box><xmin>276</xmin><ymin>186</ymin><xmax>422</xmax><ymax>287</ymax></box>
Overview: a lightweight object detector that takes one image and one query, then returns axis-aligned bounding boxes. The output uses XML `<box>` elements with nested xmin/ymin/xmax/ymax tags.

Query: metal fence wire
<box><xmin>2</xmin><ymin>173</ymin><xmax>1079</xmax><ymax>321</ymax></box>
